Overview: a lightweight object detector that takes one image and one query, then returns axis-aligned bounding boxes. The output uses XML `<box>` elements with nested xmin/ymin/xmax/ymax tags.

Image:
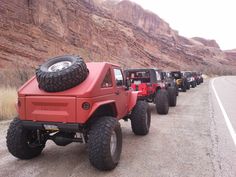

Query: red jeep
<box><xmin>124</xmin><ymin>68</ymin><xmax>177</xmax><ymax>115</ymax></box>
<box><xmin>6</xmin><ymin>55</ymin><xmax>151</xmax><ymax>171</ymax></box>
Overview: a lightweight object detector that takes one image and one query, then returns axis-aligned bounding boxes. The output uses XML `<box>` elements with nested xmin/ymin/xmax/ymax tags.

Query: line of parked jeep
<box><xmin>6</xmin><ymin>55</ymin><xmax>204</xmax><ymax>171</ymax></box>
<box><xmin>125</xmin><ymin>69</ymin><xmax>204</xmax><ymax>115</ymax></box>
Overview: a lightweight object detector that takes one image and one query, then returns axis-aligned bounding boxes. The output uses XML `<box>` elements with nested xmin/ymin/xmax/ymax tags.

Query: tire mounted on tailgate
<box><xmin>36</xmin><ymin>55</ymin><xmax>89</xmax><ymax>92</ymax></box>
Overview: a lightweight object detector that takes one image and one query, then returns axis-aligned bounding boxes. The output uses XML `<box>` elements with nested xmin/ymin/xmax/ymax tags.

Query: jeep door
<box><xmin>113</xmin><ymin>68</ymin><xmax>129</xmax><ymax>118</ymax></box>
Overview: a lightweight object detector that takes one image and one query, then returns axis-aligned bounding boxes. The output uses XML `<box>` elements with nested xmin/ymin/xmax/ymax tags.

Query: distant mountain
<box><xmin>224</xmin><ymin>49</ymin><xmax>236</xmax><ymax>62</ymax></box>
<box><xmin>0</xmin><ymin>0</ymin><xmax>235</xmax><ymax>74</ymax></box>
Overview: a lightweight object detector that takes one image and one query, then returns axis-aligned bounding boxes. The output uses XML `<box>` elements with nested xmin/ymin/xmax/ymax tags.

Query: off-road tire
<box><xmin>186</xmin><ymin>82</ymin><xmax>190</xmax><ymax>90</ymax></box>
<box><xmin>175</xmin><ymin>84</ymin><xmax>179</xmax><ymax>96</ymax></box>
<box><xmin>182</xmin><ymin>84</ymin><xmax>187</xmax><ymax>92</ymax></box>
<box><xmin>130</xmin><ymin>101</ymin><xmax>151</xmax><ymax>135</ymax></box>
<box><xmin>175</xmin><ymin>86</ymin><xmax>179</xmax><ymax>96</ymax></box>
<box><xmin>155</xmin><ymin>89</ymin><xmax>169</xmax><ymax>115</ymax></box>
<box><xmin>36</xmin><ymin>55</ymin><xmax>89</xmax><ymax>92</ymax></box>
<box><xmin>6</xmin><ymin>118</ymin><xmax>45</xmax><ymax>159</ymax></box>
<box><xmin>167</xmin><ymin>87</ymin><xmax>177</xmax><ymax>107</ymax></box>
<box><xmin>88</xmin><ymin>116</ymin><xmax>122</xmax><ymax>171</ymax></box>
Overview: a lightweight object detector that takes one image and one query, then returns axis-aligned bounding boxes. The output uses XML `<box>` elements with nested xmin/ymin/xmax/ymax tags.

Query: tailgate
<box><xmin>25</xmin><ymin>96</ymin><xmax>76</xmax><ymax>123</ymax></box>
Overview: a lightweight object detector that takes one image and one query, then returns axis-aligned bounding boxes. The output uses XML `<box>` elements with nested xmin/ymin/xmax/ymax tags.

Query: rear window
<box><xmin>127</xmin><ymin>70</ymin><xmax>150</xmax><ymax>84</ymax></box>
<box><xmin>184</xmin><ymin>72</ymin><xmax>191</xmax><ymax>77</ymax></box>
<box><xmin>171</xmin><ymin>72</ymin><xmax>181</xmax><ymax>79</ymax></box>
<box><xmin>101</xmin><ymin>69</ymin><xmax>113</xmax><ymax>88</ymax></box>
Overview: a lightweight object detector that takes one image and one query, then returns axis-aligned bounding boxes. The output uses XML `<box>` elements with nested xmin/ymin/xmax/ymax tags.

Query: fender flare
<box><xmin>87</xmin><ymin>100</ymin><xmax>116</xmax><ymax>118</ymax></box>
<box><xmin>128</xmin><ymin>91</ymin><xmax>139</xmax><ymax>112</ymax></box>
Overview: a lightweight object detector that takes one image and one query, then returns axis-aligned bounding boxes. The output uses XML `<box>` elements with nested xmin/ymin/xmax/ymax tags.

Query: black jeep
<box><xmin>169</xmin><ymin>71</ymin><xmax>189</xmax><ymax>92</ymax></box>
<box><xmin>161</xmin><ymin>71</ymin><xmax>179</xmax><ymax>96</ymax></box>
<box><xmin>181</xmin><ymin>71</ymin><xmax>197</xmax><ymax>88</ymax></box>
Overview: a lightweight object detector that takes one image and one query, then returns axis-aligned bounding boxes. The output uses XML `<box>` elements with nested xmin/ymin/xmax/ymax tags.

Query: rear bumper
<box><xmin>21</xmin><ymin>120</ymin><xmax>82</xmax><ymax>132</ymax></box>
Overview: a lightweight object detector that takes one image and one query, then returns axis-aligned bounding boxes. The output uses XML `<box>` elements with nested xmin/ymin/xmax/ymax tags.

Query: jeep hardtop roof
<box><xmin>18</xmin><ymin>62</ymin><xmax>121</xmax><ymax>97</ymax></box>
<box><xmin>124</xmin><ymin>68</ymin><xmax>162</xmax><ymax>83</ymax></box>
<box><xmin>125</xmin><ymin>68</ymin><xmax>161</xmax><ymax>72</ymax></box>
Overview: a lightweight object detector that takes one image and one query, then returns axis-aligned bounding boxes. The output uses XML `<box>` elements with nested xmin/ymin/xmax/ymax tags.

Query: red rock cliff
<box><xmin>0</xmin><ymin>0</ymin><xmax>235</xmax><ymax>74</ymax></box>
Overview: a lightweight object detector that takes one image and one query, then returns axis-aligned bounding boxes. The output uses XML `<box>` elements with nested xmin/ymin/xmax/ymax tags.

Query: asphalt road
<box><xmin>0</xmin><ymin>76</ymin><xmax>235</xmax><ymax>177</ymax></box>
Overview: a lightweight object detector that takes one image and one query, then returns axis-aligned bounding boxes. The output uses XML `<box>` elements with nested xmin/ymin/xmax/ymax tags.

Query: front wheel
<box><xmin>131</xmin><ymin>101</ymin><xmax>151</xmax><ymax>135</ymax></box>
<box><xmin>88</xmin><ymin>116</ymin><xmax>122</xmax><ymax>171</ymax></box>
<box><xmin>155</xmin><ymin>89</ymin><xmax>169</xmax><ymax>114</ymax></box>
<box><xmin>186</xmin><ymin>82</ymin><xmax>190</xmax><ymax>90</ymax></box>
<box><xmin>6</xmin><ymin>118</ymin><xmax>45</xmax><ymax>159</ymax></box>
<box><xmin>182</xmin><ymin>84</ymin><xmax>187</xmax><ymax>92</ymax></box>
<box><xmin>175</xmin><ymin>84</ymin><xmax>179</xmax><ymax>96</ymax></box>
<box><xmin>167</xmin><ymin>87</ymin><xmax>177</xmax><ymax>107</ymax></box>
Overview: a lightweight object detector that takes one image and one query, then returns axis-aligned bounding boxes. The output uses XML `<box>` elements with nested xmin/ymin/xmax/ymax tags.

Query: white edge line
<box><xmin>211</xmin><ymin>78</ymin><xmax>236</xmax><ymax>146</ymax></box>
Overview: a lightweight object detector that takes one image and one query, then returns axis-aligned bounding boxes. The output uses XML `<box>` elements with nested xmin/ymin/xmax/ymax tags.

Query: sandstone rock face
<box><xmin>192</xmin><ymin>37</ymin><xmax>220</xmax><ymax>48</ymax></box>
<box><xmin>0</xmin><ymin>0</ymin><xmax>235</xmax><ymax>75</ymax></box>
<box><xmin>224</xmin><ymin>49</ymin><xmax>236</xmax><ymax>64</ymax></box>
<box><xmin>105</xmin><ymin>0</ymin><xmax>176</xmax><ymax>37</ymax></box>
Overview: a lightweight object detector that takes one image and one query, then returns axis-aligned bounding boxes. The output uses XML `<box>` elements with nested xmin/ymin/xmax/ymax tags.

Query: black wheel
<box><xmin>196</xmin><ymin>80</ymin><xmax>200</xmax><ymax>85</ymax></box>
<box><xmin>36</xmin><ymin>55</ymin><xmax>89</xmax><ymax>92</ymax></box>
<box><xmin>191</xmin><ymin>82</ymin><xmax>195</xmax><ymax>88</ymax></box>
<box><xmin>88</xmin><ymin>116</ymin><xmax>122</xmax><ymax>171</ymax></box>
<box><xmin>175</xmin><ymin>84</ymin><xmax>179</xmax><ymax>96</ymax></box>
<box><xmin>167</xmin><ymin>87</ymin><xmax>177</xmax><ymax>107</ymax></box>
<box><xmin>186</xmin><ymin>82</ymin><xmax>190</xmax><ymax>90</ymax></box>
<box><xmin>182</xmin><ymin>84</ymin><xmax>187</xmax><ymax>92</ymax></box>
<box><xmin>130</xmin><ymin>101</ymin><xmax>151</xmax><ymax>135</ymax></box>
<box><xmin>6</xmin><ymin>118</ymin><xmax>45</xmax><ymax>159</ymax></box>
<box><xmin>155</xmin><ymin>89</ymin><xmax>169</xmax><ymax>115</ymax></box>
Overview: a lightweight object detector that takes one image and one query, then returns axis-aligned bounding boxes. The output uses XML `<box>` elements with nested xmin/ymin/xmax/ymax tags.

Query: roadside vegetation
<box><xmin>0</xmin><ymin>87</ymin><xmax>17</xmax><ymax>120</ymax></box>
<box><xmin>0</xmin><ymin>63</ymin><xmax>34</xmax><ymax>120</ymax></box>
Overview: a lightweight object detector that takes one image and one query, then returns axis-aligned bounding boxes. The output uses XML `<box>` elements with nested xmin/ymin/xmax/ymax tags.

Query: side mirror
<box><xmin>125</xmin><ymin>79</ymin><xmax>131</xmax><ymax>90</ymax></box>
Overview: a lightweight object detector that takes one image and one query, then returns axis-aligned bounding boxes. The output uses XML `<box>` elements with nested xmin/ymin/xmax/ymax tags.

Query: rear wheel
<box><xmin>175</xmin><ymin>84</ymin><xmax>179</xmax><ymax>96</ymax></box>
<box><xmin>197</xmin><ymin>80</ymin><xmax>200</xmax><ymax>85</ymax></box>
<box><xmin>155</xmin><ymin>89</ymin><xmax>169</xmax><ymax>115</ymax></box>
<box><xmin>182</xmin><ymin>84</ymin><xmax>187</xmax><ymax>92</ymax></box>
<box><xmin>6</xmin><ymin>118</ymin><xmax>45</xmax><ymax>159</ymax></box>
<box><xmin>167</xmin><ymin>87</ymin><xmax>177</xmax><ymax>107</ymax></box>
<box><xmin>186</xmin><ymin>82</ymin><xmax>190</xmax><ymax>90</ymax></box>
<box><xmin>131</xmin><ymin>101</ymin><xmax>151</xmax><ymax>135</ymax></box>
<box><xmin>88</xmin><ymin>116</ymin><xmax>122</xmax><ymax>171</ymax></box>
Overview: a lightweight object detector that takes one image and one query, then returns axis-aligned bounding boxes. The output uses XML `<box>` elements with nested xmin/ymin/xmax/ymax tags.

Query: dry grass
<box><xmin>0</xmin><ymin>87</ymin><xmax>17</xmax><ymax>120</ymax></box>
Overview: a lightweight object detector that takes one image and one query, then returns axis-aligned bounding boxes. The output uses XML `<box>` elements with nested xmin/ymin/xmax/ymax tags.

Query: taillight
<box><xmin>82</xmin><ymin>102</ymin><xmax>90</xmax><ymax>110</ymax></box>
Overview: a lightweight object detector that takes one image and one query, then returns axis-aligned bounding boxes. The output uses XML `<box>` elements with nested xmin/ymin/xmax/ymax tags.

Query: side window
<box><xmin>114</xmin><ymin>69</ymin><xmax>124</xmax><ymax>86</ymax></box>
<box><xmin>156</xmin><ymin>71</ymin><xmax>161</xmax><ymax>81</ymax></box>
<box><xmin>101</xmin><ymin>69</ymin><xmax>113</xmax><ymax>88</ymax></box>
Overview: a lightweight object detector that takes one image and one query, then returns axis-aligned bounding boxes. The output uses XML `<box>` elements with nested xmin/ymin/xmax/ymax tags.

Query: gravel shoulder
<box><xmin>0</xmin><ymin>79</ymin><xmax>232</xmax><ymax>177</ymax></box>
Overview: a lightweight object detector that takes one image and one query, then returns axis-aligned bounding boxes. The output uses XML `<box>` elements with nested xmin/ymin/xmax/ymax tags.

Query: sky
<box><xmin>131</xmin><ymin>0</ymin><xmax>236</xmax><ymax>50</ymax></box>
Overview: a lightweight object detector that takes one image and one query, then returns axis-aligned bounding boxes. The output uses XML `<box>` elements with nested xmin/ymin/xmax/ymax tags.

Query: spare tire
<box><xmin>36</xmin><ymin>55</ymin><xmax>89</xmax><ymax>92</ymax></box>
